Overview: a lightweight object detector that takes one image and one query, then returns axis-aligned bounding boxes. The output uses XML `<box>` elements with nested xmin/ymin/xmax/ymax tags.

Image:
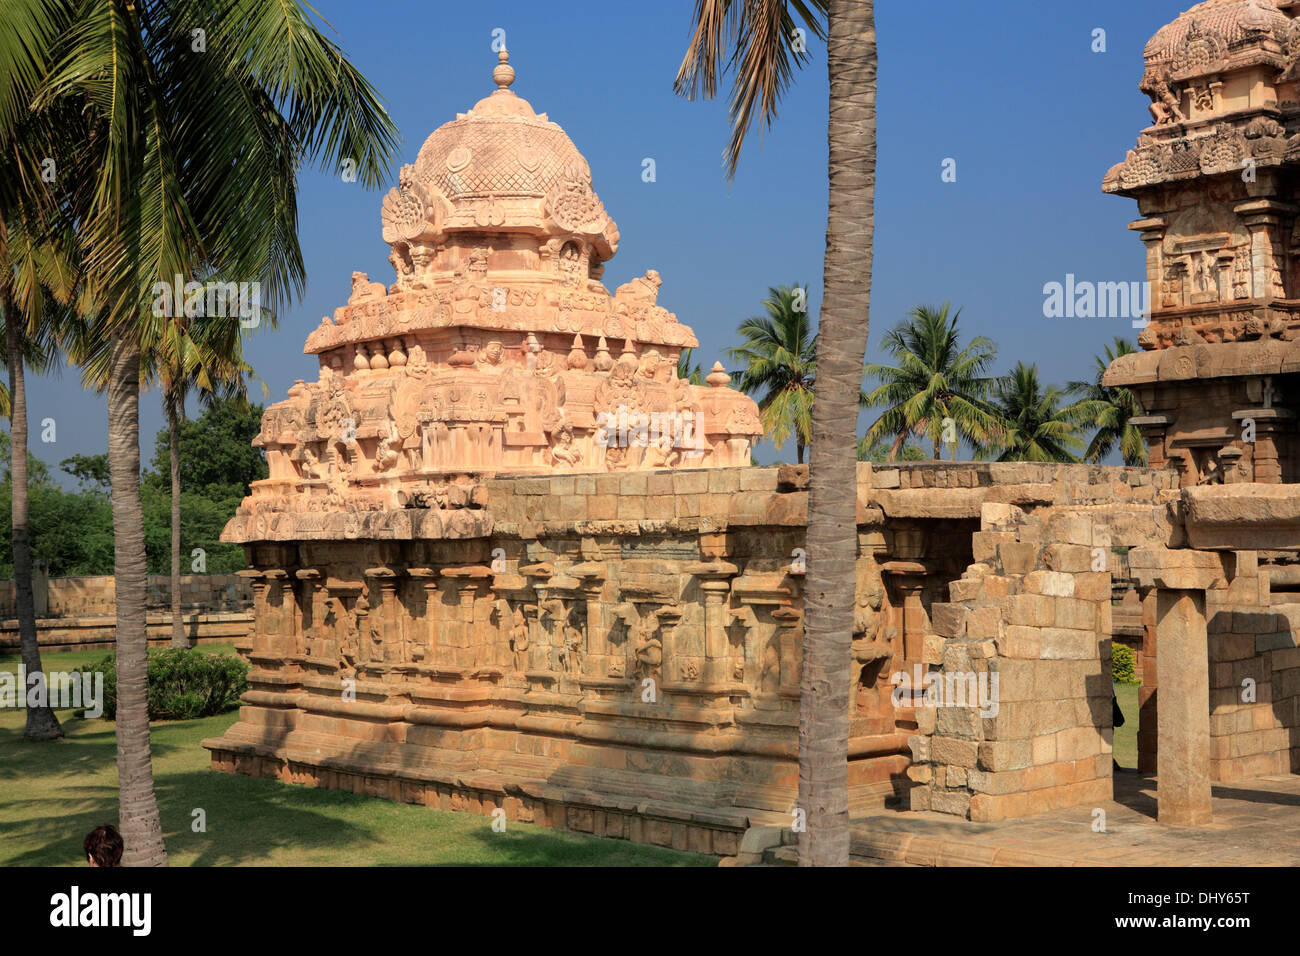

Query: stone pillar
<box><xmin>407</xmin><ymin>567</ymin><xmax>439</xmax><ymax>664</ymax></box>
<box><xmin>1236</xmin><ymin>200</ymin><xmax>1294</xmax><ymax>301</ymax></box>
<box><xmin>1155</xmin><ymin>588</ymin><xmax>1212</xmax><ymax>826</ymax></box>
<box><xmin>295</xmin><ymin>568</ymin><xmax>321</xmax><ymax>659</ymax></box>
<box><xmin>441</xmin><ymin>565</ymin><xmax>492</xmax><ymax>668</ymax></box>
<box><xmin>1130</xmin><ymin>415</ymin><xmax>1173</xmax><ymax>471</ymax></box>
<box><xmin>364</xmin><ymin>567</ymin><xmax>402</xmax><ymax>664</ymax></box>
<box><xmin>1232</xmin><ymin>408</ymin><xmax>1294</xmax><ymax>484</ymax></box>
<box><xmin>691</xmin><ymin>561</ymin><xmax>739</xmax><ymax>684</ymax></box>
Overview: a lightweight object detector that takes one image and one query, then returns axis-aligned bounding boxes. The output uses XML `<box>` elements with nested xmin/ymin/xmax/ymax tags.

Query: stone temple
<box><xmin>208</xmin><ymin>25</ymin><xmax>1300</xmax><ymax>857</ymax></box>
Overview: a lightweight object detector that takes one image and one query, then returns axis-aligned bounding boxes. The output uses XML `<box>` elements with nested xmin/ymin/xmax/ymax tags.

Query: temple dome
<box><xmin>411</xmin><ymin>49</ymin><xmax>593</xmax><ymax>202</ymax></box>
<box><xmin>1144</xmin><ymin>0</ymin><xmax>1287</xmax><ymax>63</ymax></box>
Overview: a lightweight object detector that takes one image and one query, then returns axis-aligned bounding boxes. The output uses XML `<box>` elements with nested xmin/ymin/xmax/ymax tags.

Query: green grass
<box><xmin>0</xmin><ymin>646</ymin><xmax>712</xmax><ymax>866</ymax></box>
<box><xmin>1113</xmin><ymin>682</ymin><xmax>1140</xmax><ymax>771</ymax></box>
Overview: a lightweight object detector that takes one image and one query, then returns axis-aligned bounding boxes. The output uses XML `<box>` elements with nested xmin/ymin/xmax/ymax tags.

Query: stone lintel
<box><xmin>1129</xmin><ymin>547</ymin><xmax>1230</xmax><ymax>590</ymax></box>
<box><xmin>1128</xmin><ymin>216</ymin><xmax>1167</xmax><ymax>233</ymax></box>
<box><xmin>1181</xmin><ymin>484</ymin><xmax>1300</xmax><ymax>550</ymax></box>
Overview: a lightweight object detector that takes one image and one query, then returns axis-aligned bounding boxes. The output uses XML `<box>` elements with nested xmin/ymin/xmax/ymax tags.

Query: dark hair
<box><xmin>83</xmin><ymin>824</ymin><xmax>124</xmax><ymax>867</ymax></box>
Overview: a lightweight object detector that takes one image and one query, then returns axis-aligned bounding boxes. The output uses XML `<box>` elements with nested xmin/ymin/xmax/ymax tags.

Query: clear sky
<box><xmin>18</xmin><ymin>0</ymin><xmax>1194</xmax><ymax>476</ymax></box>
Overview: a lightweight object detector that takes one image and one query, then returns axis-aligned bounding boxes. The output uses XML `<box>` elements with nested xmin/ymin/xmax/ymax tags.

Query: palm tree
<box><xmin>0</xmin><ymin>0</ymin><xmax>85</xmax><ymax>741</ymax></box>
<box><xmin>862</xmin><ymin>304</ymin><xmax>1001</xmax><ymax>460</ymax></box>
<box><xmin>27</xmin><ymin>0</ymin><xmax>399</xmax><ymax>866</ymax></box>
<box><xmin>676</xmin><ymin>347</ymin><xmax>705</xmax><ymax>385</ymax></box>
<box><xmin>155</xmin><ymin>312</ymin><xmax>254</xmax><ymax>649</ymax></box>
<box><xmin>982</xmin><ymin>362</ymin><xmax>1092</xmax><ymax>463</ymax></box>
<box><xmin>678</xmin><ymin>0</ymin><xmax>873</xmax><ymax>866</ymax></box>
<box><xmin>726</xmin><ymin>284</ymin><xmax>817</xmax><ymax>463</ymax></box>
<box><xmin>1068</xmin><ymin>337</ymin><xmax>1147</xmax><ymax>466</ymax></box>
<box><xmin>0</xmin><ymin>211</ymin><xmax>75</xmax><ymax>741</ymax></box>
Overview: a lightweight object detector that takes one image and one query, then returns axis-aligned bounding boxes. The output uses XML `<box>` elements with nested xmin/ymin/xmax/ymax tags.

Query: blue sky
<box><xmin>20</xmin><ymin>0</ymin><xmax>1193</xmax><ymax>476</ymax></box>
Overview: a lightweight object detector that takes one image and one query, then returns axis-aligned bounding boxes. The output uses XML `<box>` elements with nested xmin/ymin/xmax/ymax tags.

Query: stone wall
<box><xmin>207</xmin><ymin>460</ymin><xmax>1219</xmax><ymax>846</ymax></box>
<box><xmin>0</xmin><ymin>573</ymin><xmax>253</xmax><ymax>654</ymax></box>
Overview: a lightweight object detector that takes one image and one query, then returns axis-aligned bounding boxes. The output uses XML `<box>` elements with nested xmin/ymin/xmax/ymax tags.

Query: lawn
<box><xmin>1113</xmin><ymin>682</ymin><xmax>1140</xmax><ymax>771</ymax></box>
<box><xmin>0</xmin><ymin>646</ymin><xmax>712</xmax><ymax>866</ymax></box>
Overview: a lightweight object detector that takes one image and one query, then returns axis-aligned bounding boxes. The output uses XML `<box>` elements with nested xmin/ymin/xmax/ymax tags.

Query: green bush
<box><xmin>1112</xmin><ymin>642</ymin><xmax>1138</xmax><ymax>685</ymax></box>
<box><xmin>76</xmin><ymin>648</ymin><xmax>249</xmax><ymax>720</ymax></box>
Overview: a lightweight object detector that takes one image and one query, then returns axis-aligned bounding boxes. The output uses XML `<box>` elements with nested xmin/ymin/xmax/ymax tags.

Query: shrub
<box><xmin>1112</xmin><ymin>642</ymin><xmax>1138</xmax><ymax>685</ymax></box>
<box><xmin>77</xmin><ymin>648</ymin><xmax>249</xmax><ymax>720</ymax></box>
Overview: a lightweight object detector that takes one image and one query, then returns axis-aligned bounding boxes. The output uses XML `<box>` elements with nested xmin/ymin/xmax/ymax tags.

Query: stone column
<box><xmin>441</xmin><ymin>565</ymin><xmax>492</xmax><ymax>668</ymax></box>
<box><xmin>690</xmin><ymin>561</ymin><xmax>739</xmax><ymax>684</ymax></box>
<box><xmin>1235</xmin><ymin>200</ymin><xmax>1294</xmax><ymax>302</ymax></box>
<box><xmin>1130</xmin><ymin>415</ymin><xmax>1173</xmax><ymax>470</ymax></box>
<box><xmin>1232</xmin><ymin>408</ymin><xmax>1294</xmax><ymax>484</ymax></box>
<box><xmin>364</xmin><ymin>566</ymin><xmax>402</xmax><ymax>664</ymax></box>
<box><xmin>295</xmin><ymin>568</ymin><xmax>321</xmax><ymax>660</ymax></box>
<box><xmin>570</xmin><ymin>563</ymin><xmax>608</xmax><ymax>678</ymax></box>
<box><xmin>407</xmin><ymin>567</ymin><xmax>439</xmax><ymax>664</ymax></box>
<box><xmin>1155</xmin><ymin>587</ymin><xmax>1212</xmax><ymax>826</ymax></box>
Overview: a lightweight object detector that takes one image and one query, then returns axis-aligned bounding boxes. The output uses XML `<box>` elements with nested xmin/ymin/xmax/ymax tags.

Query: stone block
<box><xmin>976</xmin><ymin>739</ymin><xmax>1032</xmax><ymax>772</ymax></box>
<box><xmin>1025</xmin><ymin>570</ymin><xmax>1075</xmax><ymax>598</ymax></box>
<box><xmin>999</xmin><ymin>542</ymin><xmax>1038</xmax><ymax>576</ymax></box>
<box><xmin>996</xmin><ymin>625</ymin><xmax>1041</xmax><ymax>660</ymax></box>
<box><xmin>931</xmin><ymin>603</ymin><xmax>968</xmax><ymax>639</ymax></box>
<box><xmin>931</xmin><ymin>736</ymin><xmax>979</xmax><ymax>768</ymax></box>
<box><xmin>967</xmin><ymin>606</ymin><xmax>1002</xmax><ymax>641</ymax></box>
<box><xmin>1044</xmin><ymin>543</ymin><xmax>1094</xmax><ymax>574</ymax></box>
<box><xmin>1054</xmin><ymin>598</ymin><xmax>1096</xmax><ymax>631</ymax></box>
<box><xmin>1004</xmin><ymin>594</ymin><xmax>1054</xmax><ymax>628</ymax></box>
<box><xmin>1040</xmin><ymin>627</ymin><xmax>1097</xmax><ymax>661</ymax></box>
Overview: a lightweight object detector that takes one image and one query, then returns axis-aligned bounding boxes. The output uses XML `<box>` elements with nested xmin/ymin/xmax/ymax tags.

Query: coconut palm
<box><xmin>1068</xmin><ymin>337</ymin><xmax>1147</xmax><ymax>466</ymax></box>
<box><xmin>678</xmin><ymin>0</ymin><xmax>874</xmax><ymax>866</ymax></box>
<box><xmin>861</xmin><ymin>304</ymin><xmax>1001</xmax><ymax>460</ymax></box>
<box><xmin>160</xmin><ymin>324</ymin><xmax>253</xmax><ymax>648</ymax></box>
<box><xmin>24</xmin><ymin>0</ymin><xmax>399</xmax><ymax>866</ymax></box>
<box><xmin>726</xmin><ymin>284</ymin><xmax>817</xmax><ymax>463</ymax></box>
<box><xmin>0</xmin><ymin>0</ymin><xmax>86</xmax><ymax>742</ymax></box>
<box><xmin>982</xmin><ymin>362</ymin><xmax>1092</xmax><ymax>463</ymax></box>
<box><xmin>0</xmin><ymin>210</ymin><xmax>77</xmax><ymax>741</ymax></box>
<box><xmin>79</xmin><ymin>310</ymin><xmax>255</xmax><ymax>649</ymax></box>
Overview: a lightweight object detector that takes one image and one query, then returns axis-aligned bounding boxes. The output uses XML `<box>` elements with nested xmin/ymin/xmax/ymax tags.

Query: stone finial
<box><xmin>493</xmin><ymin>48</ymin><xmax>515</xmax><ymax>91</ymax></box>
<box><xmin>567</xmin><ymin>333</ymin><xmax>588</xmax><ymax>370</ymax></box>
<box><xmin>707</xmin><ymin>362</ymin><xmax>731</xmax><ymax>387</ymax></box>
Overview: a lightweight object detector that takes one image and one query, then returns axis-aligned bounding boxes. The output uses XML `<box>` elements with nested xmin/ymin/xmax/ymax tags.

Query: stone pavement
<box><xmin>848</xmin><ymin>771</ymin><xmax>1300</xmax><ymax>866</ymax></box>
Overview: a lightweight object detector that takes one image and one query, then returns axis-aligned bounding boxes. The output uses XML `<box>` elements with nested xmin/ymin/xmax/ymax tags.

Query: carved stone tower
<box><xmin>227</xmin><ymin>50</ymin><xmax>761</xmax><ymax>543</ymax></box>
<box><xmin>1104</xmin><ymin>0</ymin><xmax>1300</xmax><ymax>486</ymax></box>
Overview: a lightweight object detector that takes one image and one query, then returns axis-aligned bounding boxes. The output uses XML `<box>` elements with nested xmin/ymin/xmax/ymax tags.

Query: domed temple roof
<box><xmin>224</xmin><ymin>51</ymin><xmax>761</xmax><ymax>542</ymax></box>
<box><xmin>1144</xmin><ymin>0</ymin><xmax>1288</xmax><ymax>65</ymax></box>
<box><xmin>413</xmin><ymin>51</ymin><xmax>593</xmax><ymax>204</ymax></box>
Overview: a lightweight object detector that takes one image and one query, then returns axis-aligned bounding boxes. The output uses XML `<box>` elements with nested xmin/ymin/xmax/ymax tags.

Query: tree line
<box><xmin>687</xmin><ymin>286</ymin><xmax>1146</xmax><ymax>469</ymax></box>
<box><xmin>0</xmin><ymin>397</ymin><xmax>266</xmax><ymax>579</ymax></box>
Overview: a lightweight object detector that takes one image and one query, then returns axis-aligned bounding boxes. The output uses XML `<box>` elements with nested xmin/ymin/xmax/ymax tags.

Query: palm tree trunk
<box><xmin>166</xmin><ymin>387</ymin><xmax>187</xmax><ymax>648</ymax></box>
<box><xmin>108</xmin><ymin>333</ymin><xmax>168</xmax><ymax>866</ymax></box>
<box><xmin>4</xmin><ymin>294</ymin><xmax>62</xmax><ymax>741</ymax></box>
<box><xmin>797</xmin><ymin>441</ymin><xmax>805</xmax><ymax>465</ymax></box>
<box><xmin>798</xmin><ymin>0</ymin><xmax>876</xmax><ymax>867</ymax></box>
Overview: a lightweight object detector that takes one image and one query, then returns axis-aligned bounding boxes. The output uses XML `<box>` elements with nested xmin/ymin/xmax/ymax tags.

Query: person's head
<box><xmin>84</xmin><ymin>824</ymin><xmax>123</xmax><ymax>867</ymax></box>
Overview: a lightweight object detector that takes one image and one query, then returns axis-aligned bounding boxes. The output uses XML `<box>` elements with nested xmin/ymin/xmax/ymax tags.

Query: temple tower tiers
<box><xmin>236</xmin><ymin>49</ymin><xmax>761</xmax><ymax>533</ymax></box>
<box><xmin>1103</xmin><ymin>0</ymin><xmax>1300</xmax><ymax>487</ymax></box>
